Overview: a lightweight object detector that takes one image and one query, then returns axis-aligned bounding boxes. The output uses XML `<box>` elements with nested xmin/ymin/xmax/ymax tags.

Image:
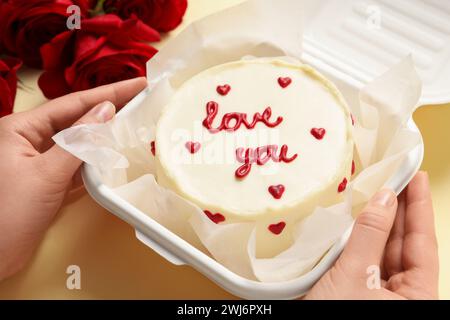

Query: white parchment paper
<box><xmin>53</xmin><ymin>0</ymin><xmax>422</xmax><ymax>282</ymax></box>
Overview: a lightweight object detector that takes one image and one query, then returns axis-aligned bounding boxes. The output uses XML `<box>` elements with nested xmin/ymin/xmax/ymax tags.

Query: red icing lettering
<box><xmin>202</xmin><ymin>101</ymin><xmax>283</xmax><ymax>133</ymax></box>
<box><xmin>235</xmin><ymin>163</ymin><xmax>252</xmax><ymax>179</ymax></box>
<box><xmin>235</xmin><ymin>145</ymin><xmax>297</xmax><ymax>179</ymax></box>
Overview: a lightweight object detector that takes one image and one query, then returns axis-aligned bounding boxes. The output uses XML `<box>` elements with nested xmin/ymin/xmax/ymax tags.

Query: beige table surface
<box><xmin>0</xmin><ymin>0</ymin><xmax>449</xmax><ymax>299</ymax></box>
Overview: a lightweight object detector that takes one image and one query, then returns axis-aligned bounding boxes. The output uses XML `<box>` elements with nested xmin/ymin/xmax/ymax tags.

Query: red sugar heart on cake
<box><xmin>268</xmin><ymin>184</ymin><xmax>285</xmax><ymax>199</ymax></box>
<box><xmin>338</xmin><ymin>178</ymin><xmax>348</xmax><ymax>193</ymax></box>
<box><xmin>310</xmin><ymin>128</ymin><xmax>326</xmax><ymax>140</ymax></box>
<box><xmin>277</xmin><ymin>77</ymin><xmax>292</xmax><ymax>88</ymax></box>
<box><xmin>150</xmin><ymin>141</ymin><xmax>156</xmax><ymax>156</ymax></box>
<box><xmin>268</xmin><ymin>221</ymin><xmax>286</xmax><ymax>235</ymax></box>
<box><xmin>204</xmin><ymin>210</ymin><xmax>225</xmax><ymax>224</ymax></box>
<box><xmin>216</xmin><ymin>84</ymin><xmax>231</xmax><ymax>96</ymax></box>
<box><xmin>185</xmin><ymin>141</ymin><xmax>201</xmax><ymax>154</ymax></box>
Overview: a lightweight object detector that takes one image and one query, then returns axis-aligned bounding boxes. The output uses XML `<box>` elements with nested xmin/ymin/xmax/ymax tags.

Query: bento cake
<box><xmin>154</xmin><ymin>59</ymin><xmax>354</xmax><ymax>258</ymax></box>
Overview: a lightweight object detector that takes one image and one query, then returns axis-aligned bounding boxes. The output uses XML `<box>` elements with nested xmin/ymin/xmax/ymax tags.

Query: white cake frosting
<box><xmin>155</xmin><ymin>59</ymin><xmax>354</xmax><ymax>258</ymax></box>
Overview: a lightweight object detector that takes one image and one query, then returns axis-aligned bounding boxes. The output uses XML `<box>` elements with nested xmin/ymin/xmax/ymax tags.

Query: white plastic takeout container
<box><xmin>82</xmin><ymin>0</ymin><xmax>450</xmax><ymax>299</ymax></box>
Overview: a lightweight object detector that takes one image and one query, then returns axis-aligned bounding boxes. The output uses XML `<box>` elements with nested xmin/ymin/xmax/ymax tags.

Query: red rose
<box><xmin>103</xmin><ymin>0</ymin><xmax>188</xmax><ymax>32</ymax></box>
<box><xmin>0</xmin><ymin>0</ymin><xmax>92</xmax><ymax>68</ymax></box>
<box><xmin>38</xmin><ymin>14</ymin><xmax>159</xmax><ymax>99</ymax></box>
<box><xmin>0</xmin><ymin>57</ymin><xmax>22</xmax><ymax>118</ymax></box>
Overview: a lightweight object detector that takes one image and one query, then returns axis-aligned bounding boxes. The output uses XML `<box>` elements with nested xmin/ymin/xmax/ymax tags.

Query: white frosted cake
<box><xmin>154</xmin><ymin>59</ymin><xmax>354</xmax><ymax>258</ymax></box>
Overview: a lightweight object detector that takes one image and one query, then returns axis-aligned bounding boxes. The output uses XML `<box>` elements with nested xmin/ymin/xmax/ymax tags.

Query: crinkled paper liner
<box><xmin>53</xmin><ymin>0</ymin><xmax>422</xmax><ymax>282</ymax></box>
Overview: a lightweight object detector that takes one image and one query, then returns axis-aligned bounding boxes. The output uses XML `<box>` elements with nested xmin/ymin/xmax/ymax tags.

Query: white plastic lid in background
<box><xmin>301</xmin><ymin>0</ymin><xmax>450</xmax><ymax>105</ymax></box>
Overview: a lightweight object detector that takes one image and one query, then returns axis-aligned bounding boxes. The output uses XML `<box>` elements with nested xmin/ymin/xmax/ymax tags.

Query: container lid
<box><xmin>301</xmin><ymin>0</ymin><xmax>450</xmax><ymax>105</ymax></box>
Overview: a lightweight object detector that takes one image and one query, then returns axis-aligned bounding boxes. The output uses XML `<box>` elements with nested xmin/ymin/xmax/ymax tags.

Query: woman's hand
<box><xmin>0</xmin><ymin>77</ymin><xmax>147</xmax><ymax>280</ymax></box>
<box><xmin>305</xmin><ymin>172</ymin><xmax>439</xmax><ymax>300</ymax></box>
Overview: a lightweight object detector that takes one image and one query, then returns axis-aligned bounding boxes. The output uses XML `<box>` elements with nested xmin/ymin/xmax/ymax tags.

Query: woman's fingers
<box><xmin>402</xmin><ymin>172</ymin><xmax>439</xmax><ymax>281</ymax></box>
<box><xmin>383</xmin><ymin>191</ymin><xmax>406</xmax><ymax>277</ymax></box>
<box><xmin>338</xmin><ymin>189</ymin><xmax>398</xmax><ymax>275</ymax></box>
<box><xmin>71</xmin><ymin>101</ymin><xmax>115</xmax><ymax>126</ymax></box>
<box><xmin>37</xmin><ymin>101</ymin><xmax>116</xmax><ymax>186</ymax></box>
<box><xmin>27</xmin><ymin>77</ymin><xmax>147</xmax><ymax>144</ymax></box>
<box><xmin>70</xmin><ymin>167</ymin><xmax>84</xmax><ymax>192</ymax></box>
<box><xmin>404</xmin><ymin>172</ymin><xmax>436</xmax><ymax>242</ymax></box>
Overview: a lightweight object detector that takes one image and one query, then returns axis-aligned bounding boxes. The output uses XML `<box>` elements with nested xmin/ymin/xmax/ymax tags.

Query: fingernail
<box><xmin>92</xmin><ymin>101</ymin><xmax>115</xmax><ymax>122</ymax></box>
<box><xmin>370</xmin><ymin>189</ymin><xmax>396</xmax><ymax>207</ymax></box>
<box><xmin>124</xmin><ymin>76</ymin><xmax>146</xmax><ymax>84</ymax></box>
<box><xmin>419</xmin><ymin>170</ymin><xmax>429</xmax><ymax>179</ymax></box>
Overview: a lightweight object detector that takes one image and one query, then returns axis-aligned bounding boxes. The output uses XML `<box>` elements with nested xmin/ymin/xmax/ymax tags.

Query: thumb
<box><xmin>338</xmin><ymin>189</ymin><xmax>398</xmax><ymax>273</ymax></box>
<box><xmin>39</xmin><ymin>101</ymin><xmax>116</xmax><ymax>183</ymax></box>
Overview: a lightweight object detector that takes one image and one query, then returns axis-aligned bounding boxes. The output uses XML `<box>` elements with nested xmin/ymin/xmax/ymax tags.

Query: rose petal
<box><xmin>38</xmin><ymin>70</ymin><xmax>71</xmax><ymax>99</ymax></box>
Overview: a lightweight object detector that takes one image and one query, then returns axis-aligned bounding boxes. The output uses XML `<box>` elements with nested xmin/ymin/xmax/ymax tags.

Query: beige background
<box><xmin>0</xmin><ymin>0</ymin><xmax>449</xmax><ymax>299</ymax></box>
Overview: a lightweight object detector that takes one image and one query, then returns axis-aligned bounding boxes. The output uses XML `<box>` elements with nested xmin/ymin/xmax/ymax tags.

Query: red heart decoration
<box><xmin>185</xmin><ymin>141</ymin><xmax>201</xmax><ymax>154</ymax></box>
<box><xmin>310</xmin><ymin>128</ymin><xmax>326</xmax><ymax>140</ymax></box>
<box><xmin>216</xmin><ymin>84</ymin><xmax>231</xmax><ymax>96</ymax></box>
<box><xmin>338</xmin><ymin>177</ymin><xmax>348</xmax><ymax>193</ymax></box>
<box><xmin>268</xmin><ymin>221</ymin><xmax>286</xmax><ymax>235</ymax></box>
<box><xmin>204</xmin><ymin>210</ymin><xmax>225</xmax><ymax>224</ymax></box>
<box><xmin>278</xmin><ymin>77</ymin><xmax>292</xmax><ymax>88</ymax></box>
<box><xmin>150</xmin><ymin>141</ymin><xmax>156</xmax><ymax>156</ymax></box>
<box><xmin>268</xmin><ymin>184</ymin><xmax>285</xmax><ymax>199</ymax></box>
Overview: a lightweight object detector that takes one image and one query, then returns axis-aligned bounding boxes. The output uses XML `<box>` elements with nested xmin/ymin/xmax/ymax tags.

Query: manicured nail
<box><xmin>419</xmin><ymin>170</ymin><xmax>429</xmax><ymax>180</ymax></box>
<box><xmin>92</xmin><ymin>101</ymin><xmax>115</xmax><ymax>122</ymax></box>
<box><xmin>124</xmin><ymin>76</ymin><xmax>147</xmax><ymax>84</ymax></box>
<box><xmin>371</xmin><ymin>189</ymin><xmax>396</xmax><ymax>207</ymax></box>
